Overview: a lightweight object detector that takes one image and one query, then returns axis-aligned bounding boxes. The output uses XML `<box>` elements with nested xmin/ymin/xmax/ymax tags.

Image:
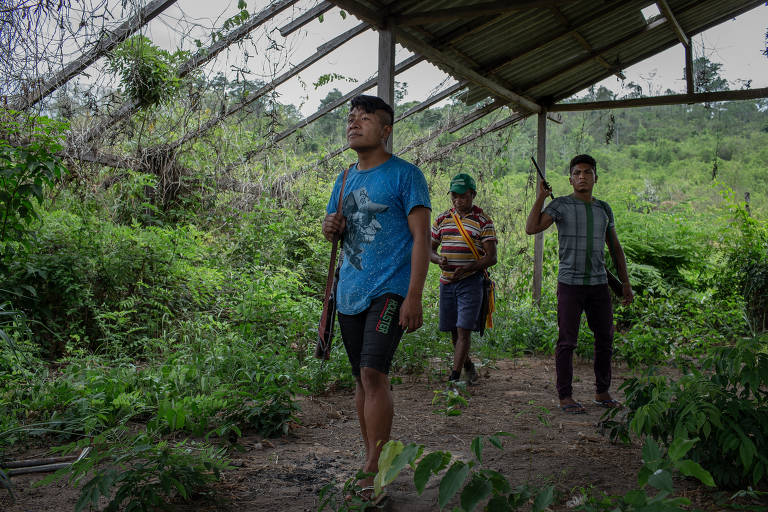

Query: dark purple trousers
<box><xmin>555</xmin><ymin>282</ymin><xmax>614</xmax><ymax>400</ymax></box>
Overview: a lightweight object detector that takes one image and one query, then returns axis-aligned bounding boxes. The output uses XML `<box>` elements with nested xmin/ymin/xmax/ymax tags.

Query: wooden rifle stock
<box><xmin>315</xmin><ymin>165</ymin><xmax>351</xmax><ymax>360</ymax></box>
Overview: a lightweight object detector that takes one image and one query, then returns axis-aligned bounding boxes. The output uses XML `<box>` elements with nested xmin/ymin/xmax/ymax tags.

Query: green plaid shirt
<box><xmin>543</xmin><ymin>195</ymin><xmax>615</xmax><ymax>286</ymax></box>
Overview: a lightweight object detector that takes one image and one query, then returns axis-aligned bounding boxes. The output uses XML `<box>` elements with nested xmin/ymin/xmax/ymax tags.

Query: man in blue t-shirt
<box><xmin>322</xmin><ymin>95</ymin><xmax>431</xmax><ymax>499</ymax></box>
<box><xmin>526</xmin><ymin>154</ymin><xmax>633</xmax><ymax>415</ymax></box>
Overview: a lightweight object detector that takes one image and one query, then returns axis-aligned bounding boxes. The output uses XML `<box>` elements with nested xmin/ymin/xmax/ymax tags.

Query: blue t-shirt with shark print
<box><xmin>326</xmin><ymin>155</ymin><xmax>431</xmax><ymax>315</ymax></box>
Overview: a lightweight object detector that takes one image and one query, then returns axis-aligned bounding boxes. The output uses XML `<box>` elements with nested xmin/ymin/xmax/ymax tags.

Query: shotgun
<box><xmin>530</xmin><ymin>157</ymin><xmax>625</xmax><ymax>298</ymax></box>
<box><xmin>315</xmin><ymin>165</ymin><xmax>352</xmax><ymax>360</ymax></box>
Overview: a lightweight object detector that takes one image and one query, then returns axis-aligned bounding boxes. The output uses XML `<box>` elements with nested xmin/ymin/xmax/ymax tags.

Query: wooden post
<box><xmin>533</xmin><ymin>109</ymin><xmax>547</xmax><ymax>304</ymax></box>
<box><xmin>685</xmin><ymin>43</ymin><xmax>695</xmax><ymax>94</ymax></box>
<box><xmin>378</xmin><ymin>27</ymin><xmax>395</xmax><ymax>152</ymax></box>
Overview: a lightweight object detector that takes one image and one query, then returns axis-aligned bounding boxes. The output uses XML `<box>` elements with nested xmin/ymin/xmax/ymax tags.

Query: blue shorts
<box><xmin>439</xmin><ymin>272</ymin><xmax>484</xmax><ymax>332</ymax></box>
<box><xmin>338</xmin><ymin>293</ymin><xmax>405</xmax><ymax>376</ymax></box>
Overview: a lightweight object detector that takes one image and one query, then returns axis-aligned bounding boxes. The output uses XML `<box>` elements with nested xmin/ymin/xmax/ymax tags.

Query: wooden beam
<box><xmin>177</xmin><ymin>0</ymin><xmax>301</xmax><ymax>77</ymax></box>
<box><xmin>168</xmin><ymin>22</ymin><xmax>369</xmax><ymax>150</ymax></box>
<box><xmin>378</xmin><ymin>28</ymin><xmax>396</xmax><ymax>151</ymax></box>
<box><xmin>223</xmin><ymin>54</ymin><xmax>424</xmax><ymax>172</ymax></box>
<box><xmin>656</xmin><ymin>0</ymin><xmax>695</xmax><ymax>95</ymax></box>
<box><xmin>545</xmin><ymin>0</ymin><xmax>765</xmax><ymax>106</ymax></box>
<box><xmin>329</xmin><ymin>0</ymin><xmax>540</xmax><ymax>113</ymax></box>
<box><xmin>316</xmin><ymin>143</ymin><xmax>352</xmax><ymax>164</ymax></box>
<box><xmin>549</xmin><ymin>87</ymin><xmax>768</xmax><ymax>111</ymax></box>
<box><xmin>447</xmin><ymin>99</ymin><xmax>505</xmax><ymax>134</ymax></box>
<box><xmin>532</xmin><ymin>109</ymin><xmax>547</xmax><ymax>305</ymax></box>
<box><xmin>60</xmin><ymin>149</ymin><xmax>139</xmax><ymax>170</ymax></box>
<box><xmin>327</xmin><ymin>0</ymin><xmax>385</xmax><ymax>29</ymax></box>
<box><xmin>278</xmin><ymin>1</ymin><xmax>333</xmax><ymax>37</ymax></box>
<box><xmin>656</xmin><ymin>0</ymin><xmax>689</xmax><ymax>46</ymax></box>
<box><xmin>14</xmin><ymin>0</ymin><xmax>178</xmax><ymax>110</ymax></box>
<box><xmin>80</xmin><ymin>0</ymin><xmax>299</xmax><ymax>145</ymax></box>
<box><xmin>393</xmin><ymin>0</ymin><xmax>578</xmax><ymax>26</ymax></box>
<box><xmin>275</xmin><ymin>54</ymin><xmax>423</xmax><ymax>143</ymax></box>
<box><xmin>395</xmin><ymin>30</ymin><xmax>541</xmax><ymax>113</ymax></box>
<box><xmin>315</xmin><ymin>95</ymin><xmax>504</xmax><ymax>166</ymax></box>
<box><xmin>309</xmin><ymin>80</ymin><xmax>472</xmax><ymax>168</ymax></box>
<box><xmin>685</xmin><ymin>42</ymin><xmax>695</xmax><ymax>95</ymax></box>
<box><xmin>416</xmin><ymin>112</ymin><xmax>527</xmax><ymax>165</ymax></box>
<box><xmin>401</xmin><ymin>105</ymin><xmax>556</xmax><ymax>162</ymax></box>
<box><xmin>395</xmin><ymin>80</ymin><xmax>468</xmax><ymax>122</ymax></box>
<box><xmin>397</xmin><ymin>100</ymin><xmax>505</xmax><ymax>157</ymax></box>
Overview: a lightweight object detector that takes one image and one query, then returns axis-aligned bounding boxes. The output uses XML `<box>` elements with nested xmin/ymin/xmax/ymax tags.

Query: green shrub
<box><xmin>54</xmin><ymin>431</ymin><xmax>230</xmax><ymax>512</ymax></box>
<box><xmin>1</xmin><ymin>211</ymin><xmax>228</xmax><ymax>356</ymax></box>
<box><xmin>713</xmin><ymin>199</ymin><xmax>768</xmax><ymax>332</ymax></box>
<box><xmin>0</xmin><ymin>112</ymin><xmax>67</xmax><ymax>254</ymax></box>
<box><xmin>606</xmin><ymin>336</ymin><xmax>768</xmax><ymax>489</ymax></box>
<box><xmin>575</xmin><ymin>437</ymin><xmax>713</xmax><ymax>511</ymax></box>
<box><xmin>319</xmin><ymin>433</ymin><xmax>557</xmax><ymax>512</ymax></box>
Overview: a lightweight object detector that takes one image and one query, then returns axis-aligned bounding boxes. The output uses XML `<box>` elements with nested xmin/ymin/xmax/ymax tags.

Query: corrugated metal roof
<box><xmin>329</xmin><ymin>0</ymin><xmax>764</xmax><ymax>111</ymax></box>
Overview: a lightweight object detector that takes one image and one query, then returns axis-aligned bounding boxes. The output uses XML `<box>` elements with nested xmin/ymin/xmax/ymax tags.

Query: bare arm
<box><xmin>525</xmin><ymin>180</ymin><xmax>555</xmax><ymax>235</ymax></box>
<box><xmin>453</xmin><ymin>239</ymin><xmax>497</xmax><ymax>279</ymax></box>
<box><xmin>606</xmin><ymin>227</ymin><xmax>634</xmax><ymax>306</ymax></box>
<box><xmin>430</xmin><ymin>239</ymin><xmax>447</xmax><ymax>266</ymax></box>
<box><xmin>400</xmin><ymin>206</ymin><xmax>431</xmax><ymax>332</ymax></box>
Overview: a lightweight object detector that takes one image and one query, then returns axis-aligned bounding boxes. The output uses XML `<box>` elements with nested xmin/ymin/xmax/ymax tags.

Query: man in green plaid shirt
<box><xmin>526</xmin><ymin>154</ymin><xmax>633</xmax><ymax>414</ymax></box>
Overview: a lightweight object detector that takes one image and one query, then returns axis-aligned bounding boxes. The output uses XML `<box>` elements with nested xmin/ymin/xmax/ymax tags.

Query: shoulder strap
<box><xmin>451</xmin><ymin>211</ymin><xmax>481</xmax><ymax>259</ymax></box>
<box><xmin>451</xmin><ymin>211</ymin><xmax>490</xmax><ymax>279</ymax></box>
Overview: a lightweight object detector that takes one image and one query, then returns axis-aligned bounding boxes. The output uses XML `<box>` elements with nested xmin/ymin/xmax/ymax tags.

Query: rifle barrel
<box><xmin>531</xmin><ymin>157</ymin><xmax>555</xmax><ymax>200</ymax></box>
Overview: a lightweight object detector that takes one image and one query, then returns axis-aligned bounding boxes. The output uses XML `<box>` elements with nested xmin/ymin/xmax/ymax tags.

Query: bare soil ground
<box><xmin>1</xmin><ymin>356</ymin><xmax>742</xmax><ymax>511</ymax></box>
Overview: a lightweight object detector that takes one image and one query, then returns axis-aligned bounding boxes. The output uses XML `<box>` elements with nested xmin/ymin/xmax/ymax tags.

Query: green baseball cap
<box><xmin>449</xmin><ymin>173</ymin><xmax>476</xmax><ymax>194</ymax></box>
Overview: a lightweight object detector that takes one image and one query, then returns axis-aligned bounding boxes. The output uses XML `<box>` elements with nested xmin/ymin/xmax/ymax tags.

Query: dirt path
<box><xmin>2</xmin><ymin>356</ymin><xmax>713</xmax><ymax>511</ymax></box>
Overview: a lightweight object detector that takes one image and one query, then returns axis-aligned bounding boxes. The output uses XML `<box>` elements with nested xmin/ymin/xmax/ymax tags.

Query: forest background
<box><xmin>1</xmin><ymin>24</ymin><xmax>768</xmax><ymax>510</ymax></box>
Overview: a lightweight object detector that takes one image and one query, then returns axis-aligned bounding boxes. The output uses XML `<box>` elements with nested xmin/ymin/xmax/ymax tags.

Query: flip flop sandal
<box><xmin>560</xmin><ymin>402</ymin><xmax>586</xmax><ymax>414</ymax></box>
<box><xmin>593</xmin><ymin>399</ymin><xmax>622</xmax><ymax>408</ymax></box>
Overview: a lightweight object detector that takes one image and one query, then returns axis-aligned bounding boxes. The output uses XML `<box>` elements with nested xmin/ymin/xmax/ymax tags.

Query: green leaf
<box><xmin>647</xmin><ymin>469</ymin><xmax>674</xmax><ymax>493</ymax></box>
<box><xmin>641</xmin><ymin>437</ymin><xmax>663</xmax><ymax>466</ymax></box>
<box><xmin>532</xmin><ymin>485</ymin><xmax>555</xmax><ymax>512</ymax></box>
<box><xmin>237</xmin><ymin>0</ymin><xmax>246</xmax><ymax>9</ymax></box>
<box><xmin>668</xmin><ymin>437</ymin><xmax>697</xmax><ymax>462</ymax></box>
<box><xmin>169</xmin><ymin>476</ymin><xmax>187</xmax><ymax>498</ymax></box>
<box><xmin>378</xmin><ymin>442</ymin><xmax>422</xmax><ymax>493</ymax></box>
<box><xmin>471</xmin><ymin>436</ymin><xmax>483</xmax><ymax>463</ymax></box>
<box><xmin>374</xmin><ymin>440</ymin><xmax>403</xmax><ymax>495</ymax></box>
<box><xmin>438</xmin><ymin>461</ymin><xmax>469</xmax><ymax>509</ymax></box>
<box><xmin>487</xmin><ymin>432</ymin><xmax>513</xmax><ymax>450</ymax></box>
<box><xmin>674</xmin><ymin>459</ymin><xmax>715</xmax><ymax>487</ymax></box>
<box><xmin>739</xmin><ymin>437</ymin><xmax>756</xmax><ymax>469</ymax></box>
<box><xmin>414</xmin><ymin>451</ymin><xmax>450</xmax><ymax>494</ymax></box>
<box><xmin>460</xmin><ymin>474</ymin><xmax>492</xmax><ymax>512</ymax></box>
<box><xmin>479</xmin><ymin>469</ymin><xmax>511</xmax><ymax>495</ymax></box>
<box><xmin>340</xmin><ymin>10</ymin><xmax>346</xmax><ymax>19</ymax></box>
<box><xmin>486</xmin><ymin>495</ymin><xmax>510</xmax><ymax>512</ymax></box>
<box><xmin>623</xmin><ymin>489</ymin><xmax>648</xmax><ymax>506</ymax></box>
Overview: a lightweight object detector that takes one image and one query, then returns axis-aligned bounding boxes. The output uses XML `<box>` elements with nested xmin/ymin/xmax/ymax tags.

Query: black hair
<box><xmin>350</xmin><ymin>95</ymin><xmax>394</xmax><ymax>126</ymax></box>
<box><xmin>569</xmin><ymin>154</ymin><xmax>597</xmax><ymax>175</ymax></box>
